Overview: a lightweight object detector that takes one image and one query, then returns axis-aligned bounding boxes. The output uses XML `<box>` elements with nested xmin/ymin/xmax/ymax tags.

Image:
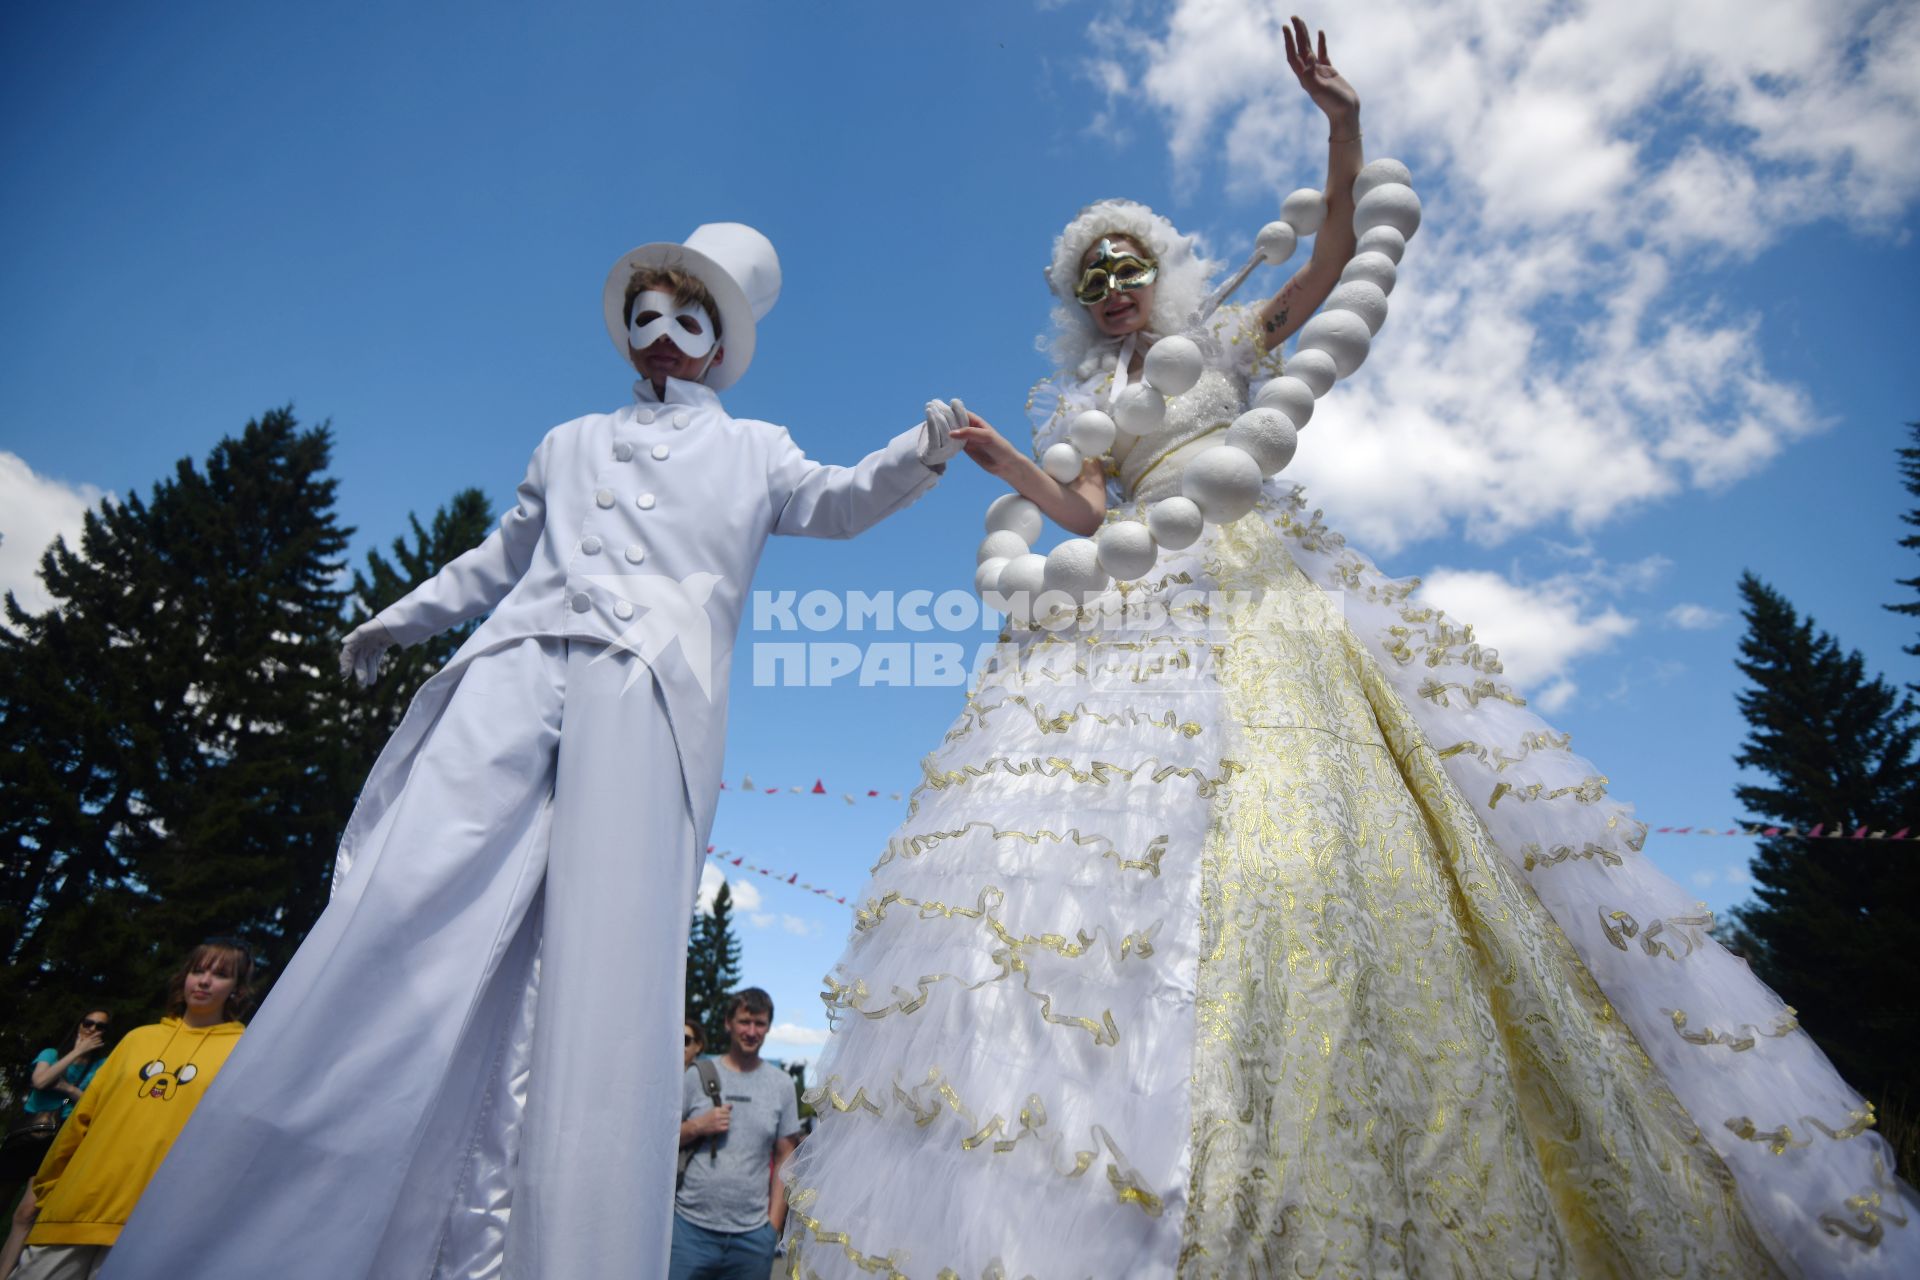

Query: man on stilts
<box><xmin>108</xmin><ymin>224</ymin><xmax>965</xmax><ymax>1278</ymax></box>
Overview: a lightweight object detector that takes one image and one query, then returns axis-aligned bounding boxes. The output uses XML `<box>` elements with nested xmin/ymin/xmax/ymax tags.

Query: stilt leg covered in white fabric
<box><xmin>106</xmin><ymin>639</ymin><xmax>702</xmax><ymax>1279</ymax></box>
<box><xmin>107</xmin><ymin>637</ymin><xmax>566</xmax><ymax>1279</ymax></box>
<box><xmin>504</xmin><ymin>644</ymin><xmax>699</xmax><ymax>1279</ymax></box>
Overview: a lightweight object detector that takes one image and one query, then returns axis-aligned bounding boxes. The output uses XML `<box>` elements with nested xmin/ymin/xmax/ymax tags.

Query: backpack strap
<box><xmin>675</xmin><ymin>1058</ymin><xmax>727</xmax><ymax>1193</ymax></box>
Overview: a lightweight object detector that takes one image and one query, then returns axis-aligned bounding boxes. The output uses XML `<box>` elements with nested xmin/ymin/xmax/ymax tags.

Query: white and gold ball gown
<box><xmin>782</xmin><ymin>304</ymin><xmax>1915</xmax><ymax>1279</ymax></box>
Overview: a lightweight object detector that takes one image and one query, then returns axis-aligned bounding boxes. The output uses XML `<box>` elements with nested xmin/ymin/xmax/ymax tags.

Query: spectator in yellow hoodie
<box><xmin>8</xmin><ymin>941</ymin><xmax>251</xmax><ymax>1280</ymax></box>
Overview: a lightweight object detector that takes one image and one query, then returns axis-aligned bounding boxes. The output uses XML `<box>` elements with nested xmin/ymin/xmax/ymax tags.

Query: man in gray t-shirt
<box><xmin>671</xmin><ymin>989</ymin><xmax>802</xmax><ymax>1280</ymax></box>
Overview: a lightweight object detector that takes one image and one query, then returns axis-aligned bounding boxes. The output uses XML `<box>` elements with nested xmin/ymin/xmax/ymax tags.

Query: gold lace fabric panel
<box><xmin>1178</xmin><ymin>514</ymin><xmax>1783</xmax><ymax>1279</ymax></box>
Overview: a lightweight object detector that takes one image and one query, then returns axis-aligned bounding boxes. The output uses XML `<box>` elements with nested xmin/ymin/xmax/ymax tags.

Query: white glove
<box><xmin>339</xmin><ymin>619</ymin><xmax>395</xmax><ymax>688</ymax></box>
<box><xmin>918</xmin><ymin>398</ymin><xmax>966</xmax><ymax>469</ymax></box>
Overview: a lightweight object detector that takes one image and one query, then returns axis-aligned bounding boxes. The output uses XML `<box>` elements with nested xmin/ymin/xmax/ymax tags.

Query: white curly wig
<box><xmin>1042</xmin><ymin>199</ymin><xmax>1220</xmax><ymax>376</ymax></box>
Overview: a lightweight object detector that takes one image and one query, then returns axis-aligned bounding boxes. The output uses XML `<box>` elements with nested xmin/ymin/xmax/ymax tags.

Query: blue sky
<box><xmin>4</xmin><ymin>1</ymin><xmax>1917</xmax><ymax>1062</ymax></box>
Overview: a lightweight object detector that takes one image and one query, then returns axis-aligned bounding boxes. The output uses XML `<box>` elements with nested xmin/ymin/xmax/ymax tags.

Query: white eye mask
<box><xmin>627</xmin><ymin>289</ymin><xmax>717</xmax><ymax>360</ymax></box>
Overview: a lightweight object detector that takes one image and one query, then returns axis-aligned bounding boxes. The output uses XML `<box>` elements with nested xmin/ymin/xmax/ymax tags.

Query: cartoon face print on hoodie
<box><xmin>135</xmin><ymin>1059</ymin><xmax>199</xmax><ymax>1101</ymax></box>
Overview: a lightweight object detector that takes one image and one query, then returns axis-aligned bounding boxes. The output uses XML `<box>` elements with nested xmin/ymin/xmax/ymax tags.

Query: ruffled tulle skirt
<box><xmin>783</xmin><ymin>489</ymin><xmax>1914</xmax><ymax>1279</ymax></box>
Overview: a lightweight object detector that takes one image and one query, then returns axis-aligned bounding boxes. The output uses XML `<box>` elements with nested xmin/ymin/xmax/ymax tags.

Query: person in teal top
<box><xmin>24</xmin><ymin>1009</ymin><xmax>111</xmax><ymax>1119</ymax></box>
<box><xmin>0</xmin><ymin>1010</ymin><xmax>113</xmax><ymax>1280</ymax></box>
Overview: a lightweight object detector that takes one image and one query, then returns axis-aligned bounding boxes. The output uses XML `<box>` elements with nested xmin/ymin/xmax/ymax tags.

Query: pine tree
<box><xmin>1888</xmin><ymin>420</ymin><xmax>1920</xmax><ymax>684</ymax></box>
<box><xmin>337</xmin><ymin>489</ymin><xmax>495</xmax><ymax>777</ymax></box>
<box><xmin>685</xmin><ymin>881</ymin><xmax>742</xmax><ymax>1049</ymax></box>
<box><xmin>786</xmin><ymin>1059</ymin><xmax>814</xmax><ymax>1120</ymax></box>
<box><xmin>1726</xmin><ymin>572</ymin><xmax>1920</xmax><ymax>1101</ymax></box>
<box><xmin>0</xmin><ymin>408</ymin><xmax>350</xmax><ymax>1080</ymax></box>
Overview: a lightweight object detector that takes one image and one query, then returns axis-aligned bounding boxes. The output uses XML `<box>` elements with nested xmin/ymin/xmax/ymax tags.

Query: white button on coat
<box><xmin>635</xmin><ymin>409</ymin><xmax>655</xmax><ymax>425</ymax></box>
<box><xmin>595</xmin><ymin>488</ymin><xmax>615</xmax><ymax>509</ymax></box>
<box><xmin>613</xmin><ymin>600</ymin><xmax>634</xmax><ymax>621</ymax></box>
<box><xmin>569</xmin><ymin>591</ymin><xmax>592</xmax><ymax>613</ymax></box>
<box><xmin>672</xmin><ymin>412</ymin><xmax>689</xmax><ymax>429</ymax></box>
<box><xmin>625</xmin><ymin>544</ymin><xmax>645</xmax><ymax>563</ymax></box>
<box><xmin>651</xmin><ymin>444</ymin><xmax>671</xmax><ymax>461</ymax></box>
<box><xmin>581</xmin><ymin>536</ymin><xmax>603</xmax><ymax>555</ymax></box>
<box><xmin>637</xmin><ymin>494</ymin><xmax>656</xmax><ymax>510</ymax></box>
<box><xmin>612</xmin><ymin>443</ymin><xmax>634</xmax><ymax>462</ymax></box>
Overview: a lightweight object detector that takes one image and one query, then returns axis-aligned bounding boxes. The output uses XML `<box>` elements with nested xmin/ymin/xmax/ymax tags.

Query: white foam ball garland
<box><xmin>997</xmin><ymin>553</ymin><xmax>1048</xmax><ymax>622</ymax></box>
<box><xmin>1146</xmin><ymin>497</ymin><xmax>1204</xmax><ymax>550</ymax></box>
<box><xmin>984</xmin><ymin>493</ymin><xmax>1043</xmax><ymax>544</ymax></box>
<box><xmin>1256</xmin><ymin>220</ymin><xmax>1298</xmax><ymax>265</ymax></box>
<box><xmin>1296</xmin><ymin>309</ymin><xmax>1373</xmax><ymax>378</ymax></box>
<box><xmin>974</xmin><ymin>557</ymin><xmax>1009</xmax><ymax>595</ymax></box>
<box><xmin>1095</xmin><ymin>521</ymin><xmax>1158</xmax><ymax>581</ymax></box>
<box><xmin>1352</xmin><ymin>158</ymin><xmax>1413</xmax><ymax>205</ymax></box>
<box><xmin>1340</xmin><ymin>251</ymin><xmax>1397</xmax><ymax>297</ymax></box>
<box><xmin>1043</xmin><ymin>537</ymin><xmax>1109</xmax><ymax>600</ymax></box>
<box><xmin>979</xmin><ymin>529</ymin><xmax>1029</xmax><ymax>564</ymax></box>
<box><xmin>1141</xmin><ymin>335</ymin><xmax>1204</xmax><ymax>396</ymax></box>
<box><xmin>1323</xmin><ymin>280</ymin><xmax>1389</xmax><ymax>335</ymax></box>
<box><xmin>1285</xmin><ymin>348</ymin><xmax>1338</xmax><ymax>398</ymax></box>
<box><xmin>1112</xmin><ymin>383</ymin><xmax>1166</xmax><ymax>436</ymax></box>
<box><xmin>1042</xmin><ymin>441</ymin><xmax>1085</xmax><ymax>483</ymax></box>
<box><xmin>1182</xmin><ymin>446</ymin><xmax>1264</xmax><ymax>524</ymax></box>
<box><xmin>1355</xmin><ymin>225</ymin><xmax>1405</xmax><ymax>265</ymax></box>
<box><xmin>1225</xmin><ymin>409</ymin><xmax>1299</xmax><ymax>476</ymax></box>
<box><xmin>1354</xmin><ymin>183</ymin><xmax>1422</xmax><ymax>240</ymax></box>
<box><xmin>1066</xmin><ymin>409</ymin><xmax>1117</xmax><ymax>458</ymax></box>
<box><xmin>1253</xmin><ymin>376</ymin><xmax>1315</xmax><ymax>429</ymax></box>
<box><xmin>1280</xmin><ymin>188</ymin><xmax>1325</xmax><ymax>236</ymax></box>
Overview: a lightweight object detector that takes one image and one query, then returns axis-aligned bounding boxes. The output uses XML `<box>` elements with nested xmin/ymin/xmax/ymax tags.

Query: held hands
<box><xmin>691</xmin><ymin>1103</ymin><xmax>732</xmax><ymax>1137</ymax></box>
<box><xmin>918</xmin><ymin>398</ymin><xmax>966</xmax><ymax>468</ymax></box>
<box><xmin>948</xmin><ymin>415</ymin><xmax>1025</xmax><ymax>480</ymax></box>
<box><xmin>1283</xmin><ymin>15</ymin><xmax>1360</xmax><ymax>125</ymax></box>
<box><xmin>339</xmin><ymin>619</ymin><xmax>396</xmax><ymax>688</ymax></box>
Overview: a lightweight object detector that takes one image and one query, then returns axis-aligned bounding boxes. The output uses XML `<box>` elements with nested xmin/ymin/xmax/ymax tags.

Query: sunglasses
<box><xmin>1074</xmin><ymin>238</ymin><xmax>1159</xmax><ymax>306</ymax></box>
<box><xmin>80</xmin><ymin>1019</ymin><xmax>108</xmax><ymax>1030</ymax></box>
<box><xmin>683</xmin><ymin>1034</ymin><xmax>696</xmax><ymax>1046</ymax></box>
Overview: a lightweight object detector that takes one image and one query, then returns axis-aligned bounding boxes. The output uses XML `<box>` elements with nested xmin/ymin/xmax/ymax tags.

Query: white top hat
<box><xmin>602</xmin><ymin>223</ymin><xmax>781</xmax><ymax>391</ymax></box>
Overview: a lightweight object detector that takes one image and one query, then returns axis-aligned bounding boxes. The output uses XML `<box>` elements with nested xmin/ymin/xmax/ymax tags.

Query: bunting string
<box><xmin>721</xmin><ymin>774</ymin><xmax>902</xmax><ymax>803</ymax></box>
<box><xmin>719</xmin><ymin>775</ymin><xmax>1918</xmax><ymax>842</ymax></box>
<box><xmin>705</xmin><ymin>816</ymin><xmax>1916</xmax><ymax>917</ymax></box>
<box><xmin>1651</xmin><ymin>824</ymin><xmax>1916</xmax><ymax>841</ymax></box>
<box><xmin>705</xmin><ymin>844</ymin><xmax>849</xmax><ymax>906</ymax></box>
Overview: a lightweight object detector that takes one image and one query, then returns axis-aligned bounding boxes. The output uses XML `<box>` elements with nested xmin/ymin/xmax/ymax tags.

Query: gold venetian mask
<box><xmin>1074</xmin><ymin>238</ymin><xmax>1159</xmax><ymax>306</ymax></box>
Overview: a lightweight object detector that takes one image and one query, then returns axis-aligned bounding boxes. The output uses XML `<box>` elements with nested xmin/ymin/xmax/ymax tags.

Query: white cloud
<box><xmin>696</xmin><ymin>863</ymin><xmax>766</xmax><ymax>917</ymax></box>
<box><xmin>1415</xmin><ymin>566</ymin><xmax>1638</xmax><ymax>695</ymax></box>
<box><xmin>729</xmin><ymin>878</ymin><xmax>764</xmax><ymax>912</ymax></box>
<box><xmin>1691</xmin><ymin>861</ymin><xmax>1755</xmax><ymax>889</ymax></box>
<box><xmin>766</xmin><ymin>1022</ymin><xmax>831</xmax><ymax>1049</ymax></box>
<box><xmin>1665</xmin><ymin>602</ymin><xmax>1729</xmax><ymax>630</ymax></box>
<box><xmin>780</xmin><ymin>915</ymin><xmax>817</xmax><ymax>936</ymax></box>
<box><xmin>1533</xmin><ymin>678</ymin><xmax>1578</xmax><ymax>714</ymax></box>
<box><xmin>1082</xmin><ymin>0</ymin><xmax>1919</xmax><ymax>549</ymax></box>
<box><xmin>0</xmin><ymin>452</ymin><xmax>109</xmax><ymax>618</ymax></box>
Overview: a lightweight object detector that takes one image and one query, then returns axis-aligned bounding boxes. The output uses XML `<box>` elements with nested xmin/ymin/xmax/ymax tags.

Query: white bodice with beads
<box><xmin>1026</xmin><ymin>303</ymin><xmax>1283</xmax><ymax>508</ymax></box>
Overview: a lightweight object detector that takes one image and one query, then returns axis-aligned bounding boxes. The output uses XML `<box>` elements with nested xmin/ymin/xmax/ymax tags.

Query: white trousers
<box><xmin>106</xmin><ymin>639</ymin><xmax>700</xmax><ymax>1279</ymax></box>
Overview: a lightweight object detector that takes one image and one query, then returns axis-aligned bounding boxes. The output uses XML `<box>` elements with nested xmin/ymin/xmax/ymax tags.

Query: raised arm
<box><xmin>29</xmin><ymin>1037</ymin><xmax>96</xmax><ymax>1092</ymax></box>
<box><xmin>1258</xmin><ymin>15</ymin><xmax>1364</xmax><ymax>351</ymax></box>
<box><xmin>950</xmin><ymin>415</ymin><xmax>1106</xmax><ymax>538</ymax></box>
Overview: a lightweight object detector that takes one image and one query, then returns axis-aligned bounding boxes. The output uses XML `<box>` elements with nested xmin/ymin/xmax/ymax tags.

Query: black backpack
<box><xmin>675</xmin><ymin>1058</ymin><xmax>725</xmax><ymax>1192</ymax></box>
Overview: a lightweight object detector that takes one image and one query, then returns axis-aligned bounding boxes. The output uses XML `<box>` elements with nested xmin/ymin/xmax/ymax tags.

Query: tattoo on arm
<box><xmin>1263</xmin><ymin>282</ymin><xmax>1298</xmax><ymax>335</ymax></box>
